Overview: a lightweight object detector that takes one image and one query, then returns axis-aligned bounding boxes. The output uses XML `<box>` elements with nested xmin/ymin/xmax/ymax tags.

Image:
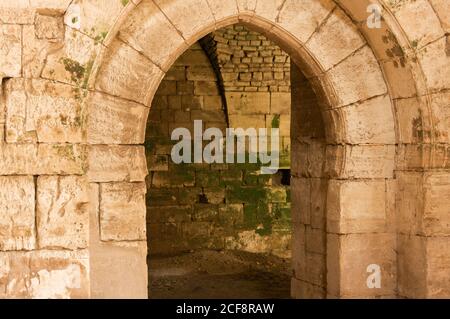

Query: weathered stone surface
<box><xmin>64</xmin><ymin>0</ymin><xmax>124</xmax><ymax>40</ymax></box>
<box><xmin>0</xmin><ymin>176</ymin><xmax>36</xmax><ymax>251</ymax></box>
<box><xmin>22</xmin><ymin>24</ymin><xmax>64</xmax><ymax>78</ymax></box>
<box><xmin>37</xmin><ymin>176</ymin><xmax>89</xmax><ymax>250</ymax></box>
<box><xmin>0</xmin><ymin>144</ymin><xmax>87</xmax><ymax>175</ymax></box>
<box><xmin>276</xmin><ymin>0</ymin><xmax>336</xmax><ymax>44</ymax></box>
<box><xmin>154</xmin><ymin>0</ymin><xmax>215</xmax><ymax>42</ymax></box>
<box><xmin>270</xmin><ymin>92</ymin><xmax>290</xmax><ymax>114</ymax></box>
<box><xmin>87</xmin><ymin>92</ymin><xmax>149</xmax><ymax>144</ymax></box>
<box><xmin>327</xmin><ymin>180</ymin><xmax>387</xmax><ymax>234</ymax></box>
<box><xmin>118</xmin><ymin>0</ymin><xmax>187</xmax><ymax>71</ymax></box>
<box><xmin>99</xmin><ymin>182</ymin><xmax>147</xmax><ymax>241</ymax></box>
<box><xmin>397</xmin><ymin>171</ymin><xmax>450</xmax><ymax>236</ymax></box>
<box><xmin>226</xmin><ymin>92</ymin><xmax>270</xmax><ymax>114</ymax></box>
<box><xmin>326</xmin><ymin>145</ymin><xmax>395</xmax><ymax>179</ymax></box>
<box><xmin>35</xmin><ymin>13</ymin><xmax>64</xmax><ymax>40</ymax></box>
<box><xmin>291</xmin><ymin>277</ymin><xmax>325</xmax><ymax>299</ymax></box>
<box><xmin>206</xmin><ymin>0</ymin><xmax>239</xmax><ymax>22</ymax></box>
<box><xmin>95</xmin><ymin>39</ymin><xmax>164</xmax><ymax>105</ymax></box>
<box><xmin>87</xmin><ymin>145</ymin><xmax>148</xmax><ymax>182</ymax></box>
<box><xmin>393</xmin><ymin>0</ymin><xmax>444</xmax><ymax>48</ymax></box>
<box><xmin>430</xmin><ymin>0</ymin><xmax>450</xmax><ymax>32</ymax></box>
<box><xmin>417</xmin><ymin>37</ymin><xmax>450</xmax><ymax>92</ymax></box>
<box><xmin>42</xmin><ymin>27</ymin><xmax>98</xmax><ymax>86</ymax></box>
<box><xmin>326</xmin><ymin>46</ymin><xmax>387</xmax><ymax>107</ymax></box>
<box><xmin>339</xmin><ymin>95</ymin><xmax>396</xmax><ymax>144</ymax></box>
<box><xmin>0</xmin><ymin>24</ymin><xmax>22</xmax><ymax>77</ymax></box>
<box><xmin>327</xmin><ymin>233</ymin><xmax>397</xmax><ymax>297</ymax></box>
<box><xmin>0</xmin><ymin>249</ymin><xmax>89</xmax><ymax>299</ymax></box>
<box><xmin>5</xmin><ymin>78</ymin><xmax>85</xmax><ymax>143</ymax></box>
<box><xmin>306</xmin><ymin>8</ymin><xmax>364</xmax><ymax>71</ymax></box>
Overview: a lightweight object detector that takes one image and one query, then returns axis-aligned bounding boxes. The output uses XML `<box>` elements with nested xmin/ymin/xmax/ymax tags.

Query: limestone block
<box><xmin>290</xmin><ymin>177</ymin><xmax>310</xmax><ymax>225</ymax></box>
<box><xmin>89</xmin><ymin>182</ymin><xmax>148</xmax><ymax>298</ymax></box>
<box><xmin>326</xmin><ymin>145</ymin><xmax>395</xmax><ymax>179</ymax></box>
<box><xmin>305</xmin><ymin>226</ymin><xmax>325</xmax><ymax>254</ymax></box>
<box><xmin>254</xmin><ymin>0</ymin><xmax>285</xmax><ymax>22</ymax></box>
<box><xmin>35</xmin><ymin>13</ymin><xmax>65</xmax><ymax>40</ymax></box>
<box><xmin>0</xmin><ymin>3</ymin><xmax>35</xmax><ymax>24</ymax></box>
<box><xmin>306</xmin><ymin>8</ymin><xmax>364</xmax><ymax>71</ymax></box>
<box><xmin>429</xmin><ymin>0</ymin><xmax>450</xmax><ymax>32</ymax></box>
<box><xmin>0</xmin><ymin>250</ymin><xmax>89</xmax><ymax>299</ymax></box>
<box><xmin>30</xmin><ymin>0</ymin><xmax>72</xmax><ymax>10</ymax></box>
<box><xmin>228</xmin><ymin>114</ymin><xmax>266</xmax><ymax>129</ymax></box>
<box><xmin>0</xmin><ymin>176</ymin><xmax>35</xmax><ymax>251</ymax></box>
<box><xmin>426</xmin><ymin>236</ymin><xmax>450</xmax><ymax>298</ymax></box>
<box><xmin>87</xmin><ymin>145</ymin><xmax>148</xmax><ymax>182</ymax></box>
<box><xmin>417</xmin><ymin>37</ymin><xmax>450</xmax><ymax>92</ymax></box>
<box><xmin>5</xmin><ymin>78</ymin><xmax>85</xmax><ymax>143</ymax></box>
<box><xmin>118</xmin><ymin>0</ymin><xmax>186</xmax><ymax>71</ymax></box>
<box><xmin>22</xmin><ymin>25</ymin><xmax>65</xmax><ymax>78</ymax></box>
<box><xmin>36</xmin><ymin>176</ymin><xmax>89</xmax><ymax>250</ymax></box>
<box><xmin>154</xmin><ymin>0</ymin><xmax>215</xmax><ymax>42</ymax></box>
<box><xmin>397</xmin><ymin>171</ymin><xmax>450</xmax><ymax>236</ymax></box>
<box><xmin>186</xmin><ymin>66</ymin><xmax>216</xmax><ymax>81</ymax></box>
<box><xmin>326</xmin><ymin>46</ymin><xmax>387</xmax><ymax>107</ymax></box>
<box><xmin>340</xmin><ymin>95</ymin><xmax>396</xmax><ymax>144</ymax></box>
<box><xmin>95</xmin><ymin>39</ymin><xmax>164</xmax><ymax>105</ymax></box>
<box><xmin>291</xmin><ymin>278</ymin><xmax>325</xmax><ymax>299</ymax></box>
<box><xmin>327</xmin><ymin>180</ymin><xmax>387</xmax><ymax>234</ymax></box>
<box><xmin>64</xmin><ymin>0</ymin><xmax>124</xmax><ymax>40</ymax></box>
<box><xmin>226</xmin><ymin>92</ymin><xmax>270</xmax><ymax>115</ymax></box>
<box><xmin>397</xmin><ymin>234</ymin><xmax>427</xmax><ymax>298</ymax></box>
<box><xmin>310</xmin><ymin>178</ymin><xmax>327</xmax><ymax>229</ymax></box>
<box><xmin>100</xmin><ymin>182</ymin><xmax>147</xmax><ymax>241</ymax></box>
<box><xmin>392</xmin><ymin>0</ymin><xmax>444</xmax><ymax>48</ymax></box>
<box><xmin>236</xmin><ymin>0</ymin><xmax>257</xmax><ymax>13</ymax></box>
<box><xmin>206</xmin><ymin>0</ymin><xmax>239</xmax><ymax>22</ymax></box>
<box><xmin>87</xmin><ymin>92</ymin><xmax>149</xmax><ymax>144</ymax></box>
<box><xmin>270</xmin><ymin>92</ymin><xmax>290</xmax><ymax>114</ymax></box>
<box><xmin>394</xmin><ymin>96</ymin><xmax>430</xmax><ymax>144</ymax></box>
<box><xmin>276</xmin><ymin>0</ymin><xmax>335</xmax><ymax>44</ymax></box>
<box><xmin>431</xmin><ymin>91</ymin><xmax>450</xmax><ymax>143</ymax></box>
<box><xmin>0</xmin><ymin>24</ymin><xmax>22</xmax><ymax>77</ymax></box>
<box><xmin>42</xmin><ymin>27</ymin><xmax>99</xmax><ymax>87</ymax></box>
<box><xmin>327</xmin><ymin>233</ymin><xmax>397</xmax><ymax>298</ymax></box>
<box><xmin>0</xmin><ymin>144</ymin><xmax>87</xmax><ymax>175</ymax></box>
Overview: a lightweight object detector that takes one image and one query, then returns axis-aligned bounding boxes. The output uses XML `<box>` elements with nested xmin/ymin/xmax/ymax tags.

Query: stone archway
<box><xmin>0</xmin><ymin>0</ymin><xmax>448</xmax><ymax>299</ymax></box>
<box><xmin>87</xmin><ymin>0</ymin><xmax>398</xmax><ymax>299</ymax></box>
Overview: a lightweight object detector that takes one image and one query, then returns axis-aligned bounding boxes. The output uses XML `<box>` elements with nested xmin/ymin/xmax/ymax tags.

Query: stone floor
<box><xmin>148</xmin><ymin>250</ymin><xmax>291</xmax><ymax>299</ymax></box>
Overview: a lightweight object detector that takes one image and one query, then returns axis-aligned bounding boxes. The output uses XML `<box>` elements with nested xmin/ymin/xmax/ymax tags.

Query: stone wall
<box><xmin>0</xmin><ymin>0</ymin><xmax>449</xmax><ymax>299</ymax></box>
<box><xmin>146</xmin><ymin>42</ymin><xmax>291</xmax><ymax>258</ymax></box>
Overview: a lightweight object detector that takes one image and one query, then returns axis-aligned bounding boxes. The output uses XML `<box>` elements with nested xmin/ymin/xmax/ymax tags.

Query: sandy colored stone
<box><xmin>306</xmin><ymin>8</ymin><xmax>364</xmax><ymax>71</ymax></box>
<box><xmin>99</xmin><ymin>182</ymin><xmax>147</xmax><ymax>242</ymax></box>
<box><xmin>326</xmin><ymin>46</ymin><xmax>387</xmax><ymax>107</ymax></box>
<box><xmin>0</xmin><ymin>144</ymin><xmax>87</xmax><ymax>175</ymax></box>
<box><xmin>393</xmin><ymin>0</ymin><xmax>444</xmax><ymax>48</ymax></box>
<box><xmin>87</xmin><ymin>145</ymin><xmax>148</xmax><ymax>182</ymax></box>
<box><xmin>326</xmin><ymin>145</ymin><xmax>395</xmax><ymax>179</ymax></box>
<box><xmin>0</xmin><ymin>176</ymin><xmax>36</xmax><ymax>251</ymax></box>
<box><xmin>87</xmin><ymin>92</ymin><xmax>149</xmax><ymax>144</ymax></box>
<box><xmin>0</xmin><ymin>24</ymin><xmax>22</xmax><ymax>78</ymax></box>
<box><xmin>37</xmin><ymin>176</ymin><xmax>89</xmax><ymax>250</ymax></box>
<box><xmin>327</xmin><ymin>180</ymin><xmax>387</xmax><ymax>234</ymax></box>
<box><xmin>327</xmin><ymin>233</ymin><xmax>397</xmax><ymax>298</ymax></box>
<box><xmin>42</xmin><ymin>27</ymin><xmax>98</xmax><ymax>86</ymax></box>
<box><xmin>276</xmin><ymin>0</ymin><xmax>335</xmax><ymax>44</ymax></box>
<box><xmin>118</xmin><ymin>0</ymin><xmax>186</xmax><ymax>71</ymax></box>
<box><xmin>0</xmin><ymin>249</ymin><xmax>89</xmax><ymax>299</ymax></box>
<box><xmin>5</xmin><ymin>78</ymin><xmax>85</xmax><ymax>143</ymax></box>
<box><xmin>35</xmin><ymin>13</ymin><xmax>65</xmax><ymax>39</ymax></box>
<box><xmin>95</xmin><ymin>39</ymin><xmax>163</xmax><ymax>105</ymax></box>
<box><xmin>206</xmin><ymin>0</ymin><xmax>239</xmax><ymax>22</ymax></box>
<box><xmin>417</xmin><ymin>37</ymin><xmax>450</xmax><ymax>92</ymax></box>
<box><xmin>226</xmin><ymin>92</ymin><xmax>270</xmax><ymax>115</ymax></box>
<box><xmin>154</xmin><ymin>0</ymin><xmax>215</xmax><ymax>42</ymax></box>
